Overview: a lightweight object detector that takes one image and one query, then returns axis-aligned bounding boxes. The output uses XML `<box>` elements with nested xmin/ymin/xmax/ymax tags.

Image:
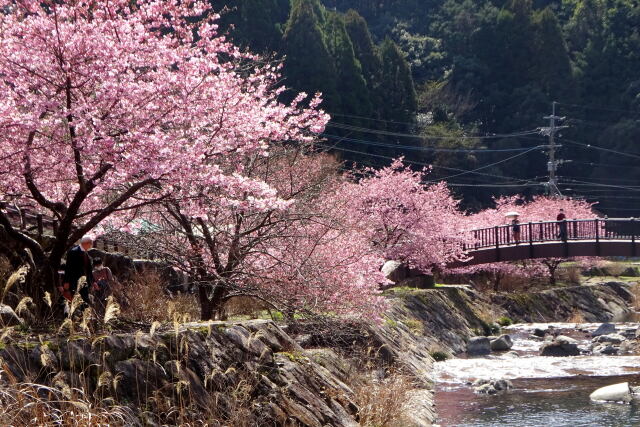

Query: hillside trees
<box><xmin>0</xmin><ymin>0</ymin><xmax>327</xmax><ymax>315</ymax></box>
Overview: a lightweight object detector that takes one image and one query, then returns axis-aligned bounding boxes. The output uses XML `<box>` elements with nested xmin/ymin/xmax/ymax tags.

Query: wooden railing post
<box><xmin>18</xmin><ymin>208</ymin><xmax>26</xmax><ymax>230</ymax></box>
<box><xmin>494</xmin><ymin>226</ymin><xmax>500</xmax><ymax>261</ymax></box>
<box><xmin>36</xmin><ymin>214</ymin><xmax>43</xmax><ymax>239</ymax></box>
<box><xmin>632</xmin><ymin>218</ymin><xmax>636</xmax><ymax>257</ymax></box>
<box><xmin>595</xmin><ymin>218</ymin><xmax>600</xmax><ymax>256</ymax></box>
<box><xmin>538</xmin><ymin>222</ymin><xmax>543</xmax><ymax>243</ymax></box>
<box><xmin>528</xmin><ymin>222</ymin><xmax>534</xmax><ymax>258</ymax></box>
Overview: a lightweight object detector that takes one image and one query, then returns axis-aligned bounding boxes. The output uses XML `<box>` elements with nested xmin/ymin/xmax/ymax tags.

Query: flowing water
<box><xmin>435</xmin><ymin>322</ymin><xmax>640</xmax><ymax>426</ymax></box>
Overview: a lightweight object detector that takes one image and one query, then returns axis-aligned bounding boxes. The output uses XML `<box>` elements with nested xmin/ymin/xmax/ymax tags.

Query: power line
<box><xmin>556</xmin><ymin>102</ymin><xmax>640</xmax><ymax>116</ymax></box>
<box><xmin>326</xmin><ymin>122</ymin><xmax>541</xmax><ymax>141</ymax></box>
<box><xmin>561</xmin><ymin>138</ymin><xmax>640</xmax><ymax>160</ymax></box>
<box><xmin>321</xmin><ymin>133</ymin><xmax>541</xmax><ymax>153</ymax></box>
<box><xmin>316</xmin><ymin>143</ymin><xmax>539</xmax><ymax>184</ymax></box>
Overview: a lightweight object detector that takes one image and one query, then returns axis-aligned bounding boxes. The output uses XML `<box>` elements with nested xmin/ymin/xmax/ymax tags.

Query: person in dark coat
<box><xmin>557</xmin><ymin>208</ymin><xmax>568</xmax><ymax>241</ymax></box>
<box><xmin>59</xmin><ymin>235</ymin><xmax>94</xmax><ymax>303</ymax></box>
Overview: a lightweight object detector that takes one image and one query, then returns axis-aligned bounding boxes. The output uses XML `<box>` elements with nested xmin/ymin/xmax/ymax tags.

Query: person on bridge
<box><xmin>511</xmin><ymin>218</ymin><xmax>521</xmax><ymax>244</ymax></box>
<box><xmin>557</xmin><ymin>209</ymin><xmax>568</xmax><ymax>241</ymax></box>
<box><xmin>59</xmin><ymin>235</ymin><xmax>94</xmax><ymax>304</ymax></box>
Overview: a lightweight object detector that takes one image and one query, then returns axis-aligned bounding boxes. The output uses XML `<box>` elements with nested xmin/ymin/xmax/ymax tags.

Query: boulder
<box><xmin>467</xmin><ymin>337</ymin><xmax>491</xmax><ymax>356</ymax></box>
<box><xmin>539</xmin><ymin>335</ymin><xmax>579</xmax><ymax>357</ymax></box>
<box><xmin>592</xmin><ymin>323</ymin><xmax>616</xmax><ymax>337</ymax></box>
<box><xmin>490</xmin><ymin>335</ymin><xmax>513</xmax><ymax>352</ymax></box>
<box><xmin>472</xmin><ymin>378</ymin><xmax>513</xmax><ymax>394</ymax></box>
<box><xmin>593</xmin><ymin>344</ymin><xmax>618</xmax><ymax>355</ymax></box>
<box><xmin>381</xmin><ymin>261</ymin><xmax>407</xmax><ymax>283</ymax></box>
<box><xmin>590</xmin><ymin>382</ymin><xmax>632</xmax><ymax>403</ymax></box>
<box><xmin>399</xmin><ymin>275</ymin><xmax>435</xmax><ymax>289</ymax></box>
<box><xmin>593</xmin><ymin>333</ymin><xmax>626</xmax><ymax>345</ymax></box>
<box><xmin>533</xmin><ymin>328</ymin><xmax>546</xmax><ymax>337</ymax></box>
<box><xmin>0</xmin><ymin>304</ymin><xmax>22</xmax><ymax>326</ymax></box>
<box><xmin>474</xmin><ymin>383</ymin><xmax>497</xmax><ymax>394</ymax></box>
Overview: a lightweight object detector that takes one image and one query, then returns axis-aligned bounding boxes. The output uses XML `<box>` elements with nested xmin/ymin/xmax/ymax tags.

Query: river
<box><xmin>434</xmin><ymin>322</ymin><xmax>640</xmax><ymax>426</ymax></box>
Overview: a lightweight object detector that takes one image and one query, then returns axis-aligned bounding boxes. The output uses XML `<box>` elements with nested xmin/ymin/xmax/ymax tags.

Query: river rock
<box><xmin>590</xmin><ymin>382</ymin><xmax>632</xmax><ymax>403</ymax></box>
<box><xmin>592</xmin><ymin>323</ymin><xmax>617</xmax><ymax>337</ymax></box>
<box><xmin>593</xmin><ymin>333</ymin><xmax>626</xmax><ymax>345</ymax></box>
<box><xmin>539</xmin><ymin>335</ymin><xmax>579</xmax><ymax>357</ymax></box>
<box><xmin>0</xmin><ymin>304</ymin><xmax>22</xmax><ymax>326</ymax></box>
<box><xmin>533</xmin><ymin>328</ymin><xmax>547</xmax><ymax>337</ymax></box>
<box><xmin>381</xmin><ymin>260</ymin><xmax>407</xmax><ymax>283</ymax></box>
<box><xmin>467</xmin><ymin>337</ymin><xmax>491</xmax><ymax>356</ymax></box>
<box><xmin>490</xmin><ymin>335</ymin><xmax>513</xmax><ymax>352</ymax></box>
<box><xmin>593</xmin><ymin>344</ymin><xmax>619</xmax><ymax>355</ymax></box>
<box><xmin>472</xmin><ymin>378</ymin><xmax>513</xmax><ymax>394</ymax></box>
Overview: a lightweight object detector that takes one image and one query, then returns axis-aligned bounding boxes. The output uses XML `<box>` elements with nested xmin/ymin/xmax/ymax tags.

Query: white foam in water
<box><xmin>435</xmin><ymin>355</ymin><xmax>640</xmax><ymax>384</ymax></box>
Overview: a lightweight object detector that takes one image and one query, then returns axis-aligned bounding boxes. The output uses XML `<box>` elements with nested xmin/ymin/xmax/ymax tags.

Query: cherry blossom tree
<box><xmin>123</xmin><ymin>149</ymin><xmax>385</xmax><ymax>320</ymax></box>
<box><xmin>334</xmin><ymin>159</ymin><xmax>470</xmax><ymax>274</ymax></box>
<box><xmin>0</xmin><ymin>0</ymin><xmax>326</xmax><ymax>312</ymax></box>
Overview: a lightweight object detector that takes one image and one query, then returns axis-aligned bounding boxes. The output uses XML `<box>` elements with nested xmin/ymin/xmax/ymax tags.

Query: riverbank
<box><xmin>0</xmin><ymin>281</ymin><xmax>635</xmax><ymax>425</ymax></box>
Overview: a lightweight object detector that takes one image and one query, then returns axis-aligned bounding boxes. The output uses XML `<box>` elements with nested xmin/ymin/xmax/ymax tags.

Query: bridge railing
<box><xmin>469</xmin><ymin>218</ymin><xmax>640</xmax><ymax>250</ymax></box>
<box><xmin>0</xmin><ymin>201</ymin><xmax>154</xmax><ymax>259</ymax></box>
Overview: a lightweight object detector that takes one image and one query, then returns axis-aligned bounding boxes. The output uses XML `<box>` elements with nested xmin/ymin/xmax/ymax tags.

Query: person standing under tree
<box><xmin>59</xmin><ymin>235</ymin><xmax>94</xmax><ymax>304</ymax></box>
<box><xmin>557</xmin><ymin>209</ymin><xmax>568</xmax><ymax>241</ymax></box>
<box><xmin>91</xmin><ymin>257</ymin><xmax>113</xmax><ymax>314</ymax></box>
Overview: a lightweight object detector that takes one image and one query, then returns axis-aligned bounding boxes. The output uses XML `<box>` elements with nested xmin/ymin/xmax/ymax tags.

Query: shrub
<box><xmin>429</xmin><ymin>350</ymin><xmax>449</xmax><ymax>362</ymax></box>
<box><xmin>404</xmin><ymin>318</ymin><xmax>423</xmax><ymax>335</ymax></box>
<box><xmin>496</xmin><ymin>316</ymin><xmax>513</xmax><ymax>327</ymax></box>
<box><xmin>111</xmin><ymin>269</ymin><xmax>198</xmax><ymax>323</ymax></box>
<box><xmin>352</xmin><ymin>371</ymin><xmax>413</xmax><ymax>426</ymax></box>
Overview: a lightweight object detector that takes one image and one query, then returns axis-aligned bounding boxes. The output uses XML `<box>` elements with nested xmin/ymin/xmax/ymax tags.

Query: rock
<box><xmin>490</xmin><ymin>335</ymin><xmax>513</xmax><ymax>352</ymax></box>
<box><xmin>472</xmin><ymin>378</ymin><xmax>513</xmax><ymax>394</ymax></box>
<box><xmin>592</xmin><ymin>323</ymin><xmax>616</xmax><ymax>337</ymax></box>
<box><xmin>493</xmin><ymin>379</ymin><xmax>513</xmax><ymax>391</ymax></box>
<box><xmin>593</xmin><ymin>333</ymin><xmax>626</xmax><ymax>345</ymax></box>
<box><xmin>539</xmin><ymin>335</ymin><xmax>580</xmax><ymax>357</ymax></box>
<box><xmin>635</xmin><ymin>326</ymin><xmax>640</xmax><ymax>339</ymax></box>
<box><xmin>467</xmin><ymin>337</ymin><xmax>491</xmax><ymax>356</ymax></box>
<box><xmin>0</xmin><ymin>304</ymin><xmax>22</xmax><ymax>326</ymax></box>
<box><xmin>398</xmin><ymin>275</ymin><xmax>434</xmax><ymax>289</ymax></box>
<box><xmin>381</xmin><ymin>261</ymin><xmax>407</xmax><ymax>283</ymax></box>
<box><xmin>593</xmin><ymin>344</ymin><xmax>619</xmax><ymax>355</ymax></box>
<box><xmin>533</xmin><ymin>328</ymin><xmax>546</xmax><ymax>337</ymax></box>
<box><xmin>590</xmin><ymin>382</ymin><xmax>632</xmax><ymax>403</ymax></box>
<box><xmin>474</xmin><ymin>383</ymin><xmax>497</xmax><ymax>394</ymax></box>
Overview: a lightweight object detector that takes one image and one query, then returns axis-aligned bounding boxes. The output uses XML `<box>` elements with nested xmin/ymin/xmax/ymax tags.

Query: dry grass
<box><xmin>0</xmin><ymin>367</ymin><xmax>136</xmax><ymax>426</ymax></box>
<box><xmin>604</xmin><ymin>262</ymin><xmax>626</xmax><ymax>277</ymax></box>
<box><xmin>559</xmin><ymin>266</ymin><xmax>582</xmax><ymax>285</ymax></box>
<box><xmin>224</xmin><ymin>295</ymin><xmax>270</xmax><ymax>320</ymax></box>
<box><xmin>111</xmin><ymin>269</ymin><xmax>199</xmax><ymax>323</ymax></box>
<box><xmin>352</xmin><ymin>370</ymin><xmax>413</xmax><ymax>426</ymax></box>
<box><xmin>632</xmin><ymin>283</ymin><xmax>640</xmax><ymax>310</ymax></box>
<box><xmin>567</xmin><ymin>308</ymin><xmax>585</xmax><ymax>323</ymax></box>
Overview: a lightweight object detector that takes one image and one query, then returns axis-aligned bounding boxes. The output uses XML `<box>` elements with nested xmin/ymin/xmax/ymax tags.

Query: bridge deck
<box><xmin>451</xmin><ymin>239</ymin><xmax>640</xmax><ymax>267</ymax></box>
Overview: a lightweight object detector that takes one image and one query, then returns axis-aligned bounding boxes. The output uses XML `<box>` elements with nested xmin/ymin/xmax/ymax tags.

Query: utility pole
<box><xmin>541</xmin><ymin>101</ymin><xmax>568</xmax><ymax>198</ymax></box>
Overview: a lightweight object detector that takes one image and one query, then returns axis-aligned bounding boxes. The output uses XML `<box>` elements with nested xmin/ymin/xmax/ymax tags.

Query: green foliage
<box><xmin>496</xmin><ymin>316</ymin><xmax>513</xmax><ymax>326</ymax></box>
<box><xmin>429</xmin><ymin>350</ymin><xmax>450</xmax><ymax>361</ymax></box>
<box><xmin>217</xmin><ymin>0</ymin><xmax>640</xmax><ymax>215</ymax></box>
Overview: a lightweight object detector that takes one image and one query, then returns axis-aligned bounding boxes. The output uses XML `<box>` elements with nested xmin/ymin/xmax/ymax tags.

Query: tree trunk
<box><xmin>198</xmin><ymin>282</ymin><xmax>228</xmax><ymax>320</ymax></box>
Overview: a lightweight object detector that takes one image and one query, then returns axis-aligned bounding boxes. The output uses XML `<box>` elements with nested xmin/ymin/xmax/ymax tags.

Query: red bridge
<box><xmin>452</xmin><ymin>218</ymin><xmax>640</xmax><ymax>267</ymax></box>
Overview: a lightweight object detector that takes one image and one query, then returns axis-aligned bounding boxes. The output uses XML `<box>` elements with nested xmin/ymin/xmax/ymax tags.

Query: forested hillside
<box><xmin>215</xmin><ymin>0</ymin><xmax>640</xmax><ymax>214</ymax></box>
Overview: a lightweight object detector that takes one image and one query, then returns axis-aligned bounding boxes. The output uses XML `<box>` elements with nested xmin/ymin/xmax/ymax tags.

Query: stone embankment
<box><xmin>0</xmin><ymin>281</ymin><xmax>634</xmax><ymax>426</ymax></box>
